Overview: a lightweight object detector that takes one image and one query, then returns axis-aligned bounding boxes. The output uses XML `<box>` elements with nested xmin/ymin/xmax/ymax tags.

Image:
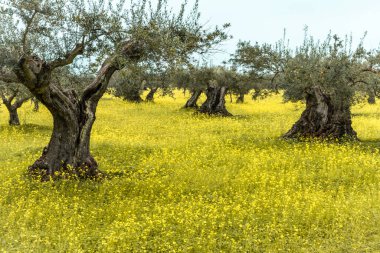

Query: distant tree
<box><xmin>226</xmin><ymin>71</ymin><xmax>251</xmax><ymax>103</ymax></box>
<box><xmin>112</xmin><ymin>64</ymin><xmax>146</xmax><ymax>103</ymax></box>
<box><xmin>364</xmin><ymin>75</ymin><xmax>380</xmax><ymax>104</ymax></box>
<box><xmin>231</xmin><ymin>40</ymin><xmax>287</xmax><ymax>102</ymax></box>
<box><xmin>198</xmin><ymin>67</ymin><xmax>236</xmax><ymax>116</ymax></box>
<box><xmin>174</xmin><ymin>66</ymin><xmax>208</xmax><ymax>109</ymax></box>
<box><xmin>282</xmin><ymin>33</ymin><xmax>377</xmax><ymax>139</ymax></box>
<box><xmin>113</xmin><ymin>61</ymin><xmax>174</xmax><ymax>103</ymax></box>
<box><xmin>143</xmin><ymin>63</ymin><xmax>175</xmax><ymax>102</ymax></box>
<box><xmin>0</xmin><ymin>0</ymin><xmax>229</xmax><ymax>179</ymax></box>
<box><xmin>0</xmin><ymin>48</ymin><xmax>32</xmax><ymax>125</ymax></box>
<box><xmin>0</xmin><ymin>82</ymin><xmax>32</xmax><ymax>125</ymax></box>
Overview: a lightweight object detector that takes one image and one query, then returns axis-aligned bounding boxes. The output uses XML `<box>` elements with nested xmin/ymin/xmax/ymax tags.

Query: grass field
<box><xmin>1</xmin><ymin>93</ymin><xmax>380</xmax><ymax>252</ymax></box>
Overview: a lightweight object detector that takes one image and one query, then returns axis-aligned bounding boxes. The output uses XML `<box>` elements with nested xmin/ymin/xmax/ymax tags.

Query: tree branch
<box><xmin>14</xmin><ymin>94</ymin><xmax>33</xmax><ymax>108</ymax></box>
<box><xmin>0</xmin><ymin>70</ymin><xmax>19</xmax><ymax>83</ymax></box>
<box><xmin>0</xmin><ymin>89</ymin><xmax>18</xmax><ymax>108</ymax></box>
<box><xmin>0</xmin><ymin>92</ymin><xmax>9</xmax><ymax>106</ymax></box>
<box><xmin>81</xmin><ymin>40</ymin><xmax>143</xmax><ymax>102</ymax></box>
<box><xmin>7</xmin><ymin>89</ymin><xmax>18</xmax><ymax>104</ymax></box>
<box><xmin>48</xmin><ymin>43</ymin><xmax>85</xmax><ymax>69</ymax></box>
<box><xmin>361</xmin><ymin>67</ymin><xmax>380</xmax><ymax>74</ymax></box>
<box><xmin>22</xmin><ymin>10</ymin><xmax>38</xmax><ymax>53</ymax></box>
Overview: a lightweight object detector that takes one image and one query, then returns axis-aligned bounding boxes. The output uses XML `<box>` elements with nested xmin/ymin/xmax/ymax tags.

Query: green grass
<box><xmin>1</xmin><ymin>93</ymin><xmax>380</xmax><ymax>252</ymax></box>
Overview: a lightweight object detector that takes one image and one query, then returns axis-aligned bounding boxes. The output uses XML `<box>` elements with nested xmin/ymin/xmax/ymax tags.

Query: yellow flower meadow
<box><xmin>0</xmin><ymin>92</ymin><xmax>379</xmax><ymax>252</ymax></box>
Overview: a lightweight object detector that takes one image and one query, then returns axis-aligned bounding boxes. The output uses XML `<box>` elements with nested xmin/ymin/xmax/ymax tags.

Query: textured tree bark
<box><xmin>8</xmin><ymin>107</ymin><xmax>20</xmax><ymax>125</ymax></box>
<box><xmin>283</xmin><ymin>87</ymin><xmax>357</xmax><ymax>140</ymax></box>
<box><xmin>183</xmin><ymin>89</ymin><xmax>202</xmax><ymax>109</ymax></box>
<box><xmin>199</xmin><ymin>86</ymin><xmax>232</xmax><ymax>116</ymax></box>
<box><xmin>13</xmin><ymin>41</ymin><xmax>142</xmax><ymax>180</ymax></box>
<box><xmin>236</xmin><ymin>92</ymin><xmax>245</xmax><ymax>103</ymax></box>
<box><xmin>23</xmin><ymin>68</ymin><xmax>115</xmax><ymax>180</ymax></box>
<box><xmin>145</xmin><ymin>87</ymin><xmax>158</xmax><ymax>102</ymax></box>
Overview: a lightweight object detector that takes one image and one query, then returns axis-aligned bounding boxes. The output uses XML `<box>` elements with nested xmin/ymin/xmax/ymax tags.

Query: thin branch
<box><xmin>0</xmin><ymin>92</ymin><xmax>8</xmax><ymax>105</ymax></box>
<box><xmin>7</xmin><ymin>89</ymin><xmax>19</xmax><ymax>104</ymax></box>
<box><xmin>0</xmin><ymin>89</ymin><xmax>18</xmax><ymax>107</ymax></box>
<box><xmin>361</xmin><ymin>66</ymin><xmax>380</xmax><ymax>74</ymax></box>
<box><xmin>48</xmin><ymin>43</ymin><xmax>85</xmax><ymax>69</ymax></box>
<box><xmin>0</xmin><ymin>71</ymin><xmax>19</xmax><ymax>83</ymax></box>
<box><xmin>14</xmin><ymin>94</ymin><xmax>33</xmax><ymax>108</ymax></box>
<box><xmin>349</xmin><ymin>79</ymin><xmax>369</xmax><ymax>87</ymax></box>
<box><xmin>22</xmin><ymin>10</ymin><xmax>38</xmax><ymax>53</ymax></box>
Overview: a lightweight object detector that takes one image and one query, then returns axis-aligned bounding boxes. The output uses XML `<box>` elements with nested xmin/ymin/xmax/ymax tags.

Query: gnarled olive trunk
<box><xmin>29</xmin><ymin>94</ymin><xmax>99</xmax><ymax>179</ymax></box>
<box><xmin>13</xmin><ymin>41</ymin><xmax>142</xmax><ymax>179</ymax></box>
<box><xmin>183</xmin><ymin>90</ymin><xmax>202</xmax><ymax>109</ymax></box>
<box><xmin>284</xmin><ymin>87</ymin><xmax>357</xmax><ymax>140</ymax></box>
<box><xmin>26</xmin><ymin>69</ymin><xmax>116</xmax><ymax>179</ymax></box>
<box><xmin>236</xmin><ymin>92</ymin><xmax>245</xmax><ymax>103</ymax></box>
<box><xmin>199</xmin><ymin>86</ymin><xmax>232</xmax><ymax>116</ymax></box>
<box><xmin>8</xmin><ymin>108</ymin><xmax>20</xmax><ymax>125</ymax></box>
<box><xmin>145</xmin><ymin>87</ymin><xmax>158</xmax><ymax>102</ymax></box>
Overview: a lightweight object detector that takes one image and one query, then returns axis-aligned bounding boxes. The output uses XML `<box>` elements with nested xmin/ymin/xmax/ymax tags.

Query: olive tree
<box><xmin>198</xmin><ymin>66</ymin><xmax>237</xmax><ymax>116</ymax></box>
<box><xmin>282</xmin><ymin>34</ymin><xmax>376</xmax><ymax>139</ymax></box>
<box><xmin>0</xmin><ymin>0</ymin><xmax>229</xmax><ymax>179</ymax></box>
<box><xmin>363</xmin><ymin>66</ymin><xmax>380</xmax><ymax>104</ymax></box>
<box><xmin>112</xmin><ymin>63</ymin><xmax>146</xmax><ymax>103</ymax></box>
<box><xmin>231</xmin><ymin>40</ymin><xmax>287</xmax><ymax>103</ymax></box>
<box><xmin>174</xmin><ymin>66</ymin><xmax>208</xmax><ymax>109</ymax></box>
<box><xmin>142</xmin><ymin>62</ymin><xmax>176</xmax><ymax>102</ymax></box>
<box><xmin>0</xmin><ymin>82</ymin><xmax>32</xmax><ymax>125</ymax></box>
<box><xmin>0</xmin><ymin>48</ymin><xmax>32</xmax><ymax>125</ymax></box>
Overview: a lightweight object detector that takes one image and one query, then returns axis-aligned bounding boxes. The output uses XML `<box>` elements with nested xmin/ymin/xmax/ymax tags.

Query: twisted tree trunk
<box><xmin>183</xmin><ymin>89</ymin><xmax>202</xmax><ymax>109</ymax></box>
<box><xmin>284</xmin><ymin>87</ymin><xmax>357</xmax><ymax>140</ymax></box>
<box><xmin>1</xmin><ymin>92</ymin><xmax>30</xmax><ymax>126</ymax></box>
<box><xmin>8</xmin><ymin>107</ymin><xmax>20</xmax><ymax>125</ymax></box>
<box><xmin>19</xmin><ymin>65</ymin><xmax>116</xmax><ymax>180</ymax></box>
<box><xmin>236</xmin><ymin>92</ymin><xmax>245</xmax><ymax>103</ymax></box>
<box><xmin>13</xmin><ymin>41</ymin><xmax>142</xmax><ymax>180</ymax></box>
<box><xmin>199</xmin><ymin>86</ymin><xmax>232</xmax><ymax>116</ymax></box>
<box><xmin>145</xmin><ymin>87</ymin><xmax>158</xmax><ymax>102</ymax></box>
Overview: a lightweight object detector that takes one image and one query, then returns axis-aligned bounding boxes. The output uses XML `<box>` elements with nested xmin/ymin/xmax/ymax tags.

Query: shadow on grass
<box><xmin>352</xmin><ymin>112</ymin><xmax>380</xmax><ymax>118</ymax></box>
<box><xmin>93</xmin><ymin>143</ymin><xmax>157</xmax><ymax>171</ymax></box>
<box><xmin>360</xmin><ymin>139</ymin><xmax>380</xmax><ymax>150</ymax></box>
<box><xmin>0</xmin><ymin>123</ymin><xmax>51</xmax><ymax>134</ymax></box>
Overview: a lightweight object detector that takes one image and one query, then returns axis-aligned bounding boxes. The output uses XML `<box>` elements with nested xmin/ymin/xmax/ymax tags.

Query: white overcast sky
<box><xmin>165</xmin><ymin>0</ymin><xmax>380</xmax><ymax>64</ymax></box>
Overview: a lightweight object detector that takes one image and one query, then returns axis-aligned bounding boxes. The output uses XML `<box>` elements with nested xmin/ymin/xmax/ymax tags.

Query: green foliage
<box><xmin>232</xmin><ymin>30</ymin><xmax>380</xmax><ymax>106</ymax></box>
<box><xmin>282</xmin><ymin>32</ymin><xmax>371</xmax><ymax>106</ymax></box>
<box><xmin>0</xmin><ymin>0</ymin><xmax>229</xmax><ymax>85</ymax></box>
<box><xmin>174</xmin><ymin>65</ymin><xmax>241</xmax><ymax>92</ymax></box>
<box><xmin>173</xmin><ymin>65</ymin><xmax>214</xmax><ymax>92</ymax></box>
<box><xmin>111</xmin><ymin>63</ymin><xmax>146</xmax><ymax>100</ymax></box>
